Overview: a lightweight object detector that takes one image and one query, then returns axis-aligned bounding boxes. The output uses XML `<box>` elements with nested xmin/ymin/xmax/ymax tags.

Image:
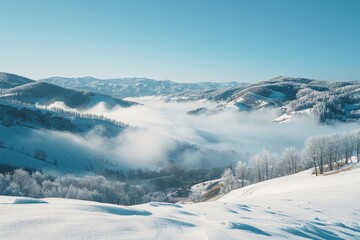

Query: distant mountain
<box><xmin>1</xmin><ymin>81</ymin><xmax>136</xmax><ymax>109</ymax></box>
<box><xmin>0</xmin><ymin>72</ymin><xmax>34</xmax><ymax>89</ymax></box>
<box><xmin>41</xmin><ymin>76</ymin><xmax>246</xmax><ymax>98</ymax></box>
<box><xmin>4</xmin><ymin>73</ymin><xmax>360</xmax><ymax>123</ymax></box>
<box><xmin>217</xmin><ymin>76</ymin><xmax>360</xmax><ymax>122</ymax></box>
<box><xmin>170</xmin><ymin>85</ymin><xmax>248</xmax><ymax>102</ymax></box>
<box><xmin>180</xmin><ymin>76</ymin><xmax>360</xmax><ymax>123</ymax></box>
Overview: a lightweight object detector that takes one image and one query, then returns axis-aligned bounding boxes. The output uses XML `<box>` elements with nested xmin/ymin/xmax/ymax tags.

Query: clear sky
<box><xmin>0</xmin><ymin>0</ymin><xmax>359</xmax><ymax>82</ymax></box>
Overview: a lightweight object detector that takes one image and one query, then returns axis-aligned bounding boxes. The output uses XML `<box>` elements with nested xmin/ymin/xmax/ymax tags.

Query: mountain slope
<box><xmin>0</xmin><ymin>124</ymin><xmax>128</xmax><ymax>174</ymax></box>
<box><xmin>0</xmin><ymin>72</ymin><xmax>35</xmax><ymax>89</ymax></box>
<box><xmin>0</xmin><ymin>100</ymin><xmax>125</xmax><ymax>136</ymax></box>
<box><xmin>170</xmin><ymin>86</ymin><xmax>247</xmax><ymax>102</ymax></box>
<box><xmin>208</xmin><ymin>76</ymin><xmax>360</xmax><ymax>122</ymax></box>
<box><xmin>0</xmin><ymin>99</ymin><xmax>131</xmax><ymax>173</ymax></box>
<box><xmin>1</xmin><ymin>81</ymin><xmax>136</xmax><ymax>109</ymax></box>
<box><xmin>1</xmin><ymin>164</ymin><xmax>359</xmax><ymax>239</ymax></box>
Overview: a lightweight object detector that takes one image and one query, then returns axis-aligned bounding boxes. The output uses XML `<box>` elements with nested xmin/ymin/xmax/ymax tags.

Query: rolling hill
<box><xmin>0</xmin><ymin>72</ymin><xmax>34</xmax><ymax>89</ymax></box>
<box><xmin>1</xmin><ymin>81</ymin><xmax>136</xmax><ymax>109</ymax></box>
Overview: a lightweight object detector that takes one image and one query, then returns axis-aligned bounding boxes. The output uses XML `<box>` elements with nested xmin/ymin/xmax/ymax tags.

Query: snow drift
<box><xmin>1</xmin><ymin>164</ymin><xmax>359</xmax><ymax>240</ymax></box>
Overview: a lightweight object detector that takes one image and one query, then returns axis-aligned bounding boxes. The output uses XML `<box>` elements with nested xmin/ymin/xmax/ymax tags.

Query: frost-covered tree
<box><xmin>340</xmin><ymin>132</ymin><xmax>355</xmax><ymax>164</ymax></box>
<box><xmin>220</xmin><ymin>168</ymin><xmax>238</xmax><ymax>194</ymax></box>
<box><xmin>235</xmin><ymin>161</ymin><xmax>249</xmax><ymax>187</ymax></box>
<box><xmin>249</xmin><ymin>152</ymin><xmax>264</xmax><ymax>182</ymax></box>
<box><xmin>249</xmin><ymin>149</ymin><xmax>275</xmax><ymax>182</ymax></box>
<box><xmin>0</xmin><ymin>169</ymin><xmax>150</xmax><ymax>205</ymax></box>
<box><xmin>65</xmin><ymin>184</ymin><xmax>79</xmax><ymax>199</ymax></box>
<box><xmin>353</xmin><ymin>130</ymin><xmax>360</xmax><ymax>162</ymax></box>
<box><xmin>10</xmin><ymin>169</ymin><xmax>42</xmax><ymax>197</ymax></box>
<box><xmin>0</xmin><ymin>173</ymin><xmax>10</xmax><ymax>193</ymax></box>
<box><xmin>280</xmin><ymin>146</ymin><xmax>300</xmax><ymax>175</ymax></box>
<box><xmin>302</xmin><ymin>130</ymin><xmax>359</xmax><ymax>174</ymax></box>
<box><xmin>323</xmin><ymin>133</ymin><xmax>342</xmax><ymax>171</ymax></box>
<box><xmin>302</xmin><ymin>136</ymin><xmax>327</xmax><ymax>174</ymax></box>
<box><xmin>312</xmin><ymin>102</ymin><xmax>327</xmax><ymax>122</ymax></box>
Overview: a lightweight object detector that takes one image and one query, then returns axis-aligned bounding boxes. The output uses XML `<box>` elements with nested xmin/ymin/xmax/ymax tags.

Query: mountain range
<box><xmin>41</xmin><ymin>76</ymin><xmax>247</xmax><ymax>99</ymax></box>
<box><xmin>1</xmin><ymin>72</ymin><xmax>360</xmax><ymax>175</ymax></box>
<box><xmin>38</xmin><ymin>73</ymin><xmax>360</xmax><ymax>123</ymax></box>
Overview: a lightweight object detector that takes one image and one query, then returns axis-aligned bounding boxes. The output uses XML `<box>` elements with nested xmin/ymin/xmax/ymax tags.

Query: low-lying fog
<box><xmin>43</xmin><ymin>97</ymin><xmax>359</xmax><ymax>167</ymax></box>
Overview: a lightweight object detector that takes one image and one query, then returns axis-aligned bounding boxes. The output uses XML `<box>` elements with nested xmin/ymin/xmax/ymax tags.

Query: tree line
<box><xmin>220</xmin><ymin>129</ymin><xmax>360</xmax><ymax>194</ymax></box>
<box><xmin>0</xmin><ymin>169</ymin><xmax>154</xmax><ymax>205</ymax></box>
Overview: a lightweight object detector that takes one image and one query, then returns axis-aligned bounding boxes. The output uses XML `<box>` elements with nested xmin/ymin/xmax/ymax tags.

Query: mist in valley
<box><xmin>41</xmin><ymin>97</ymin><xmax>360</xmax><ymax>168</ymax></box>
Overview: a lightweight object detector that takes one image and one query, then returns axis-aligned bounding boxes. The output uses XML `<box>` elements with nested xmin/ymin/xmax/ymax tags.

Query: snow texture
<box><xmin>1</xmin><ymin>165</ymin><xmax>360</xmax><ymax>239</ymax></box>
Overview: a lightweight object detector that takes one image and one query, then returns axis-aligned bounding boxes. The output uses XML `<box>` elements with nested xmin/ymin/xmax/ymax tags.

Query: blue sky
<box><xmin>0</xmin><ymin>0</ymin><xmax>359</xmax><ymax>82</ymax></box>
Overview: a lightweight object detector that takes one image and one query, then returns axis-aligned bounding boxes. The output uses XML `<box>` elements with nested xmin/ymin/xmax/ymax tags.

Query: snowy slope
<box><xmin>0</xmin><ymin>124</ymin><xmax>133</xmax><ymax>174</ymax></box>
<box><xmin>175</xmin><ymin>76</ymin><xmax>360</xmax><ymax>122</ymax></box>
<box><xmin>1</xmin><ymin>165</ymin><xmax>359</xmax><ymax>239</ymax></box>
<box><xmin>0</xmin><ymin>100</ymin><xmax>125</xmax><ymax>135</ymax></box>
<box><xmin>221</xmin><ymin>76</ymin><xmax>360</xmax><ymax>122</ymax></box>
<box><xmin>1</xmin><ymin>81</ymin><xmax>136</xmax><ymax>109</ymax></box>
<box><xmin>0</xmin><ymin>72</ymin><xmax>34</xmax><ymax>89</ymax></box>
<box><xmin>0</xmin><ymin>100</ymin><xmax>137</xmax><ymax>173</ymax></box>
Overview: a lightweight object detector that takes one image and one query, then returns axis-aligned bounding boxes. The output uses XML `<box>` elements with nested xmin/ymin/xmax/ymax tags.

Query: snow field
<box><xmin>1</xmin><ymin>164</ymin><xmax>360</xmax><ymax>239</ymax></box>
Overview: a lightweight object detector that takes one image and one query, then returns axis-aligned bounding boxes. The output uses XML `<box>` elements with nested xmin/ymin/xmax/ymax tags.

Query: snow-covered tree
<box><xmin>235</xmin><ymin>161</ymin><xmax>249</xmax><ymax>187</ymax></box>
<box><xmin>280</xmin><ymin>146</ymin><xmax>300</xmax><ymax>175</ymax></box>
<box><xmin>220</xmin><ymin>168</ymin><xmax>238</xmax><ymax>194</ymax></box>
<box><xmin>249</xmin><ymin>152</ymin><xmax>264</xmax><ymax>182</ymax></box>
<box><xmin>302</xmin><ymin>136</ymin><xmax>327</xmax><ymax>174</ymax></box>
<box><xmin>340</xmin><ymin>132</ymin><xmax>355</xmax><ymax>164</ymax></box>
<box><xmin>352</xmin><ymin>130</ymin><xmax>360</xmax><ymax>162</ymax></box>
<box><xmin>249</xmin><ymin>149</ymin><xmax>275</xmax><ymax>182</ymax></box>
<box><xmin>11</xmin><ymin>169</ymin><xmax>42</xmax><ymax>197</ymax></box>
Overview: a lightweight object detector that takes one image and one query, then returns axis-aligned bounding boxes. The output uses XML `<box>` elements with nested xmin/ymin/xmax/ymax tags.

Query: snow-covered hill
<box><xmin>0</xmin><ymin>97</ymin><xmax>134</xmax><ymax>174</ymax></box>
<box><xmin>1</xmin><ymin>164</ymin><xmax>359</xmax><ymax>239</ymax></box>
<box><xmin>0</xmin><ymin>73</ymin><xmax>143</xmax><ymax>173</ymax></box>
<box><xmin>41</xmin><ymin>76</ymin><xmax>245</xmax><ymax>98</ymax></box>
<box><xmin>0</xmin><ymin>124</ymin><xmax>119</xmax><ymax>173</ymax></box>
<box><xmin>180</xmin><ymin>76</ymin><xmax>360</xmax><ymax>123</ymax></box>
<box><xmin>0</xmin><ymin>100</ymin><xmax>125</xmax><ymax>135</ymax></box>
<box><xmin>0</xmin><ymin>72</ymin><xmax>34</xmax><ymax>89</ymax></box>
<box><xmin>1</xmin><ymin>81</ymin><xmax>136</xmax><ymax>109</ymax></box>
<box><xmin>169</xmin><ymin>85</ymin><xmax>248</xmax><ymax>102</ymax></box>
